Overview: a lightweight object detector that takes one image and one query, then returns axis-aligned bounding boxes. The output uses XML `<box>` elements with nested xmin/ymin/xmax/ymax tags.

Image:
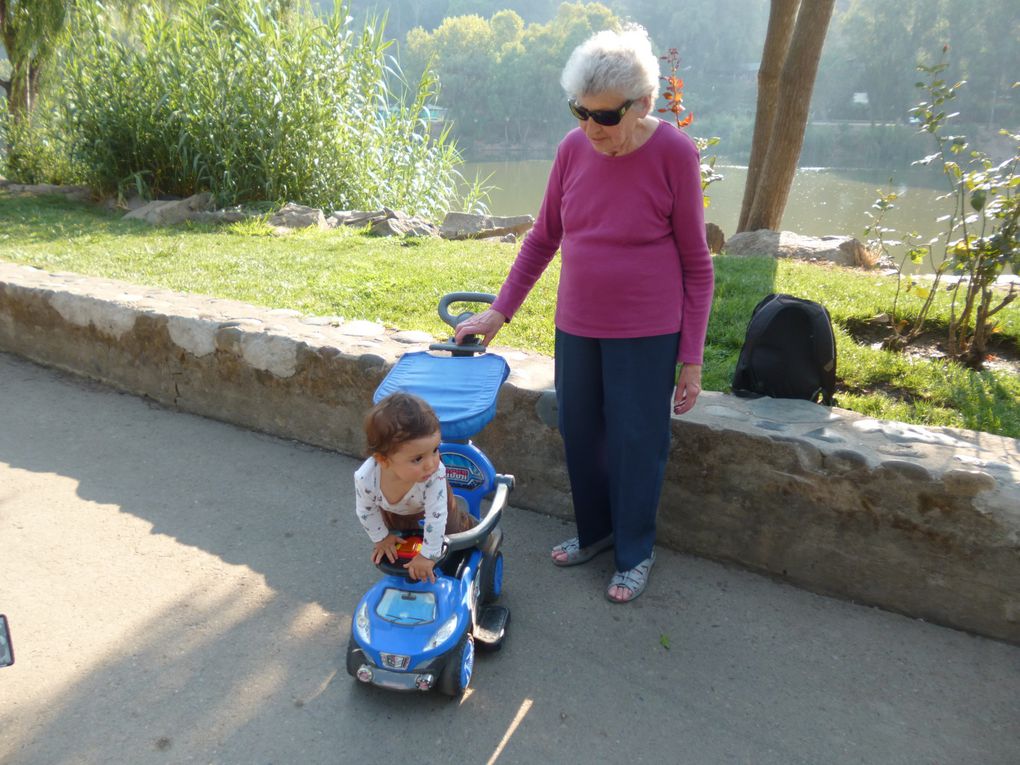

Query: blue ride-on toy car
<box><xmin>346</xmin><ymin>292</ymin><xmax>513</xmax><ymax>697</ymax></box>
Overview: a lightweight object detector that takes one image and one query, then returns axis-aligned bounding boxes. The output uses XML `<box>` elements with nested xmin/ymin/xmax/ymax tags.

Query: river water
<box><xmin>462</xmin><ymin>160</ymin><xmax>955</xmax><ymax>272</ymax></box>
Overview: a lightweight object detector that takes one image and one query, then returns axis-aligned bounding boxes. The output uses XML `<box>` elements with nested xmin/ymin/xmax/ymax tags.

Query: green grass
<box><xmin>2</xmin><ymin>192</ymin><xmax>1018</xmax><ymax>438</ymax></box>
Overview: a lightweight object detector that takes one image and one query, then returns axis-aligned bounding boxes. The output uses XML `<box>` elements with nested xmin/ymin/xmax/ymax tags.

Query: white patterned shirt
<box><xmin>353</xmin><ymin>457</ymin><xmax>448</xmax><ymax>560</ymax></box>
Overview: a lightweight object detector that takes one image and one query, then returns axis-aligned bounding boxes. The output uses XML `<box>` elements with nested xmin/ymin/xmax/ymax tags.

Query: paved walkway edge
<box><xmin>1</xmin><ymin>262</ymin><xmax>1017</xmax><ymax>643</ymax></box>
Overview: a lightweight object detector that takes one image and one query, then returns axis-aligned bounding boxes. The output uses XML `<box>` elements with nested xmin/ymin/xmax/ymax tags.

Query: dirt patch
<box><xmin>841</xmin><ymin>317</ymin><xmax>1020</xmax><ymax>395</ymax></box>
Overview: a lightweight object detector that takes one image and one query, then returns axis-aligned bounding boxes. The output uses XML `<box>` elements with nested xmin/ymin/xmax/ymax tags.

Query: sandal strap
<box><xmin>609</xmin><ymin>555</ymin><xmax>655</xmax><ymax>592</ymax></box>
<box><xmin>552</xmin><ymin>537</ymin><xmax>581</xmax><ymax>555</ymax></box>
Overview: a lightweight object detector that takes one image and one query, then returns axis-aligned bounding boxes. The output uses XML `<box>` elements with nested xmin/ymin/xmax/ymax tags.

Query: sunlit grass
<box><xmin>2</xmin><ymin>193</ymin><xmax>1017</xmax><ymax>437</ymax></box>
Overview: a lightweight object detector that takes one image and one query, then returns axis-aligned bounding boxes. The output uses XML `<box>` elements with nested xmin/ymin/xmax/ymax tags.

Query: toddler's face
<box><xmin>380</xmin><ymin>430</ymin><xmax>442</xmax><ymax>484</ymax></box>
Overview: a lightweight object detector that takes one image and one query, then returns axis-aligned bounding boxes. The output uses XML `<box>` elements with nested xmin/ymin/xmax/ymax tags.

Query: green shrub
<box><xmin>57</xmin><ymin>0</ymin><xmax>470</xmax><ymax>216</ymax></box>
<box><xmin>1</xmin><ymin>106</ymin><xmax>76</xmax><ymax>185</ymax></box>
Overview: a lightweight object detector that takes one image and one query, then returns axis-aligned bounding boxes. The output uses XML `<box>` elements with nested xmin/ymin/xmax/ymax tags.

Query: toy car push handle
<box><xmin>445</xmin><ymin>476</ymin><xmax>512</xmax><ymax>553</ymax></box>
<box><xmin>430</xmin><ymin>292</ymin><xmax>496</xmax><ymax>356</ymax></box>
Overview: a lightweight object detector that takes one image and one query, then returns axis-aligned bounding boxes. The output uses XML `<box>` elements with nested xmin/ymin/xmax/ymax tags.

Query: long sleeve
<box><xmin>495</xmin><ymin>121</ymin><xmax>715</xmax><ymax>365</ymax></box>
<box><xmin>354</xmin><ymin>458</ymin><xmax>390</xmax><ymax>544</ymax></box>
<box><xmin>669</xmin><ymin>133</ymin><xmax>715</xmax><ymax>365</ymax></box>
<box><xmin>417</xmin><ymin>470</ymin><xmax>448</xmax><ymax>559</ymax></box>
<box><xmin>352</xmin><ymin>458</ymin><xmax>449</xmax><ymax>560</ymax></box>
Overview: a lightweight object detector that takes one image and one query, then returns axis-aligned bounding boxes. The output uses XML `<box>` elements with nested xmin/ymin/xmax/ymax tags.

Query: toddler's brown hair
<box><xmin>363</xmin><ymin>392</ymin><xmax>440</xmax><ymax>457</ymax></box>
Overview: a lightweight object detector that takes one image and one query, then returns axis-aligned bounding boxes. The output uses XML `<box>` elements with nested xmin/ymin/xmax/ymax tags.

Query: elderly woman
<box><xmin>455</xmin><ymin>26</ymin><xmax>714</xmax><ymax>603</ymax></box>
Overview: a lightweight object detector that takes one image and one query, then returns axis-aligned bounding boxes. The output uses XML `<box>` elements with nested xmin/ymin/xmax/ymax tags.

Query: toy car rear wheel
<box><xmin>438</xmin><ymin>634</ymin><xmax>474</xmax><ymax>697</ymax></box>
<box><xmin>480</xmin><ymin>551</ymin><xmax>504</xmax><ymax>604</ymax></box>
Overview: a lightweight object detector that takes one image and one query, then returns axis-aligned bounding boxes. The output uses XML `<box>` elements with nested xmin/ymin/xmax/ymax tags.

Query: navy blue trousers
<box><xmin>554</xmin><ymin>329</ymin><xmax>680</xmax><ymax>571</ymax></box>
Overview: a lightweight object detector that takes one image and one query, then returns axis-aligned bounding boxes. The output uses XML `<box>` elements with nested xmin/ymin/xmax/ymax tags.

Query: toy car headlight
<box><xmin>355</xmin><ymin>601</ymin><xmax>371</xmax><ymax>643</ymax></box>
<box><xmin>424</xmin><ymin>615</ymin><xmax>458</xmax><ymax>651</ymax></box>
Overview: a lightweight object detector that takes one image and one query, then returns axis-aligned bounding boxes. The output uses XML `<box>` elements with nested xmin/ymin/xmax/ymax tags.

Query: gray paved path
<box><xmin>1</xmin><ymin>351</ymin><xmax>1017</xmax><ymax>765</ymax></box>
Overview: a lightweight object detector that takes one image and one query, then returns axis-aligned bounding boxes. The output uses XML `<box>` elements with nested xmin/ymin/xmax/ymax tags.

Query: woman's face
<box><xmin>573</xmin><ymin>90</ymin><xmax>648</xmax><ymax>157</ymax></box>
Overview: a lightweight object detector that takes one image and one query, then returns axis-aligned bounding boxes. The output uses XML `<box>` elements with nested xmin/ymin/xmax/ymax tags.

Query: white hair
<box><xmin>560</xmin><ymin>25</ymin><xmax>660</xmax><ymax>101</ymax></box>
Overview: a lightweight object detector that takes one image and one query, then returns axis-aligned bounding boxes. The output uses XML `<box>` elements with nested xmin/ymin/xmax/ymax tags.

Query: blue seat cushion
<box><xmin>373</xmin><ymin>351</ymin><xmax>511</xmax><ymax>440</ymax></box>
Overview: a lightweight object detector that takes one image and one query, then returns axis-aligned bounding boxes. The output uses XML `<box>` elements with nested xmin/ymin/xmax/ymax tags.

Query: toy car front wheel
<box><xmin>345</xmin><ymin>639</ymin><xmax>362</xmax><ymax>678</ymax></box>
<box><xmin>438</xmin><ymin>634</ymin><xmax>474</xmax><ymax>697</ymax></box>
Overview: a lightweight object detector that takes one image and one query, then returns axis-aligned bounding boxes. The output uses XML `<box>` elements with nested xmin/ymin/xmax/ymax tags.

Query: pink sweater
<box><xmin>492</xmin><ymin>120</ymin><xmax>715</xmax><ymax>365</ymax></box>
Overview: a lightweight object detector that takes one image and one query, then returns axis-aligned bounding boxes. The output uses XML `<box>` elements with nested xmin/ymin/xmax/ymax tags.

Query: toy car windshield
<box><xmin>376</xmin><ymin>588</ymin><xmax>437</xmax><ymax>626</ymax></box>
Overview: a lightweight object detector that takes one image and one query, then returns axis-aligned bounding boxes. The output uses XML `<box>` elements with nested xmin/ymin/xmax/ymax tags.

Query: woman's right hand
<box><xmin>454</xmin><ymin>308</ymin><xmax>506</xmax><ymax>347</ymax></box>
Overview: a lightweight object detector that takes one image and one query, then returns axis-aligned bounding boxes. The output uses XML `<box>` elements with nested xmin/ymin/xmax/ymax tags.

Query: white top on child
<box><xmin>354</xmin><ymin>457</ymin><xmax>449</xmax><ymax>560</ymax></box>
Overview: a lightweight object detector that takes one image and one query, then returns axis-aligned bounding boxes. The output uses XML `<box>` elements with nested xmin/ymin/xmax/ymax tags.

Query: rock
<box><xmin>706</xmin><ymin>222</ymin><xmax>725</xmax><ymax>253</ymax></box>
<box><xmin>268</xmin><ymin>202</ymin><xmax>327</xmax><ymax>232</ymax></box>
<box><xmin>369</xmin><ymin>210</ymin><xmax>439</xmax><ymax>237</ymax></box>
<box><xmin>328</xmin><ymin>210</ymin><xmax>390</xmax><ymax>228</ymax></box>
<box><xmin>191</xmin><ymin>207</ymin><xmax>253</xmax><ymax>225</ymax></box>
<box><xmin>439</xmin><ymin>212</ymin><xmax>534</xmax><ymax>240</ymax></box>
<box><xmin>123</xmin><ymin>192</ymin><xmax>215</xmax><ymax>225</ymax></box>
<box><xmin>327</xmin><ymin>208</ymin><xmax>437</xmax><ymax>237</ymax></box>
<box><xmin>3</xmin><ymin>182</ymin><xmax>92</xmax><ymax>202</ymax></box>
<box><xmin>725</xmin><ymin>229</ymin><xmax>880</xmax><ymax>269</ymax></box>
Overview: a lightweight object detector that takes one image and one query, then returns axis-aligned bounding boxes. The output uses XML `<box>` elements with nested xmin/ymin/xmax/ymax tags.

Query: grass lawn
<box><xmin>2</xmin><ymin>192</ymin><xmax>1018</xmax><ymax>438</ymax></box>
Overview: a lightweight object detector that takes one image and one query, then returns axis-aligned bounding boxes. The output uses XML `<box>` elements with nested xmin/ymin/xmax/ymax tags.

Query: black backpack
<box><xmin>731</xmin><ymin>293</ymin><xmax>837</xmax><ymax>406</ymax></box>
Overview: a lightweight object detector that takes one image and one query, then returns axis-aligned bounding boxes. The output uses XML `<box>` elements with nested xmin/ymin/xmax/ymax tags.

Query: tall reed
<box><xmin>57</xmin><ymin>0</ymin><xmax>470</xmax><ymax>217</ymax></box>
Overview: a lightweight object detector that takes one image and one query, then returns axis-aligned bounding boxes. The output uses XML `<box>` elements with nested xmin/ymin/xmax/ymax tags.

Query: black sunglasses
<box><xmin>568</xmin><ymin>98</ymin><xmax>634</xmax><ymax>127</ymax></box>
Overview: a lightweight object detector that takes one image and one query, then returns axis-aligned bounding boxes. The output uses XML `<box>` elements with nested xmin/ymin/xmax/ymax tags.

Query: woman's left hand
<box><xmin>673</xmin><ymin>363</ymin><xmax>703</xmax><ymax>416</ymax></box>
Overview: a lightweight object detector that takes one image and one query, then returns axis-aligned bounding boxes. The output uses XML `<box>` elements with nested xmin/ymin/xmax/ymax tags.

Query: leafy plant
<box><xmin>865</xmin><ymin>52</ymin><xmax>1019</xmax><ymax>367</ymax></box>
<box><xmin>658</xmin><ymin>47</ymin><xmax>722</xmax><ymax>206</ymax></box>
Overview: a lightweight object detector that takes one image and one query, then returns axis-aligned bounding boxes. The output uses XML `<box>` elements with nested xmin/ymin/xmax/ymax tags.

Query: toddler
<box><xmin>355</xmin><ymin>392</ymin><xmax>475</xmax><ymax>583</ymax></box>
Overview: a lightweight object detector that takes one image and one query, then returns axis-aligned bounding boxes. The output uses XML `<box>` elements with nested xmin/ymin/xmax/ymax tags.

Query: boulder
<box><xmin>327</xmin><ymin>208</ymin><xmax>438</xmax><ymax>237</ymax></box>
<box><xmin>370</xmin><ymin>214</ymin><xmax>439</xmax><ymax>237</ymax></box>
<box><xmin>268</xmin><ymin>202</ymin><xmax>327</xmax><ymax>232</ymax></box>
<box><xmin>124</xmin><ymin>193</ymin><xmax>214</xmax><ymax>226</ymax></box>
<box><xmin>3</xmin><ymin>182</ymin><xmax>92</xmax><ymax>202</ymax></box>
<box><xmin>327</xmin><ymin>209</ymin><xmax>390</xmax><ymax>229</ymax></box>
<box><xmin>706</xmin><ymin>222</ymin><xmax>725</xmax><ymax>254</ymax></box>
<box><xmin>191</xmin><ymin>207</ymin><xmax>253</xmax><ymax>225</ymax></box>
<box><xmin>725</xmin><ymin>230</ymin><xmax>880</xmax><ymax>268</ymax></box>
<box><xmin>439</xmin><ymin>212</ymin><xmax>534</xmax><ymax>241</ymax></box>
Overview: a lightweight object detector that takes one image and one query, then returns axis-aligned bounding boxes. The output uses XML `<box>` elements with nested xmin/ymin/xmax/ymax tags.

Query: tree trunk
<box><xmin>738</xmin><ymin>0</ymin><xmax>836</xmax><ymax>233</ymax></box>
<box><xmin>737</xmin><ymin>0</ymin><xmax>798</xmax><ymax>233</ymax></box>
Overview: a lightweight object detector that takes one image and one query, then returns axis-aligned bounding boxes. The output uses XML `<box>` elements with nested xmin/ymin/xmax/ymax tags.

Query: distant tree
<box><xmin>817</xmin><ymin>0</ymin><xmax>1019</xmax><ymax>130</ymax></box>
<box><xmin>737</xmin><ymin>0</ymin><xmax>835</xmax><ymax>233</ymax></box>
<box><xmin>822</xmin><ymin>0</ymin><xmax>942</xmax><ymax>122</ymax></box>
<box><xmin>0</xmin><ymin>0</ymin><xmax>67</xmax><ymax>121</ymax></box>
<box><xmin>402</xmin><ymin>2</ymin><xmax>620</xmax><ymax>155</ymax></box>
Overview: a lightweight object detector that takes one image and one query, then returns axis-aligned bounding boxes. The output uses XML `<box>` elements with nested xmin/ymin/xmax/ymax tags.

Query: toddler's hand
<box><xmin>372</xmin><ymin>534</ymin><xmax>400</xmax><ymax>564</ymax></box>
<box><xmin>405</xmin><ymin>554</ymin><xmax>437</xmax><ymax>583</ymax></box>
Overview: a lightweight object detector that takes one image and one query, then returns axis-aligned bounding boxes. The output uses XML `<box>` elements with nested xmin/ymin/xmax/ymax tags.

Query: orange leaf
<box><xmin>679</xmin><ymin>113</ymin><xmax>693</xmax><ymax>127</ymax></box>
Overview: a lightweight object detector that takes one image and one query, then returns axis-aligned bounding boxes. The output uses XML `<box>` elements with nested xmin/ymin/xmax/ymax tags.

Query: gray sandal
<box><xmin>606</xmin><ymin>552</ymin><xmax>656</xmax><ymax>603</ymax></box>
<box><xmin>550</xmin><ymin>534</ymin><xmax>614</xmax><ymax>567</ymax></box>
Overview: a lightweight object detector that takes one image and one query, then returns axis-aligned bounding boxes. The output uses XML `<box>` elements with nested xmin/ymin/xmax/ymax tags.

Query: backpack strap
<box><xmin>807</xmin><ymin>302</ymin><xmax>837</xmax><ymax>406</ymax></box>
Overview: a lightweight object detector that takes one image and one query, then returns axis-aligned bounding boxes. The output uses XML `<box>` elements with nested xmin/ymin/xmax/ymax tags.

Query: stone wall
<box><xmin>1</xmin><ymin>261</ymin><xmax>1017</xmax><ymax>643</ymax></box>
